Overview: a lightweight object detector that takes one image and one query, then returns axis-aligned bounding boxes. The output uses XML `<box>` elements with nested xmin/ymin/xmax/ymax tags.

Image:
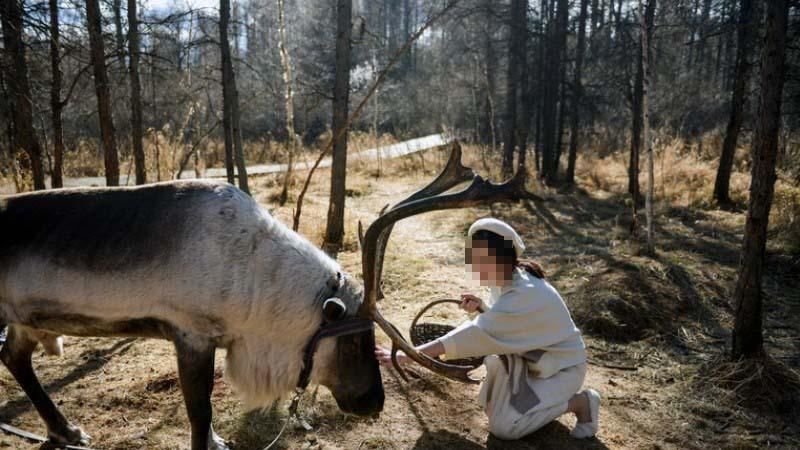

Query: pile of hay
<box><xmin>570</xmin><ymin>259</ymin><xmax>703</xmax><ymax>343</ymax></box>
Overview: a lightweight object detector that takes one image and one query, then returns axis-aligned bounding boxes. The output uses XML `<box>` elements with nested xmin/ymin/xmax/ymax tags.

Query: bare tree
<box><xmin>501</xmin><ymin>0</ymin><xmax>528</xmax><ymax>178</ymax></box>
<box><xmin>128</xmin><ymin>0</ymin><xmax>146</xmax><ymax>184</ymax></box>
<box><xmin>48</xmin><ymin>0</ymin><xmax>64</xmax><ymax>188</ymax></box>
<box><xmin>481</xmin><ymin>0</ymin><xmax>498</xmax><ymax>152</ymax></box>
<box><xmin>87</xmin><ymin>0</ymin><xmax>120</xmax><ymax>186</ymax></box>
<box><xmin>515</xmin><ymin>0</ymin><xmax>531</xmax><ymax>177</ymax></box>
<box><xmin>628</xmin><ymin>0</ymin><xmax>655</xmax><ymax>205</ymax></box>
<box><xmin>277</xmin><ymin>0</ymin><xmax>295</xmax><ymax>205</ymax></box>
<box><xmin>732</xmin><ymin>0</ymin><xmax>789</xmax><ymax>359</ymax></box>
<box><xmin>641</xmin><ymin>0</ymin><xmax>656</xmax><ymax>252</ymax></box>
<box><xmin>1</xmin><ymin>0</ymin><xmax>46</xmax><ymax>190</ymax></box>
<box><xmin>112</xmin><ymin>0</ymin><xmax>126</xmax><ymax>68</ymax></box>
<box><xmin>541</xmin><ymin>0</ymin><xmax>568</xmax><ymax>183</ymax></box>
<box><xmin>219</xmin><ymin>0</ymin><xmax>249</xmax><ymax>194</ymax></box>
<box><xmin>714</xmin><ymin>0</ymin><xmax>761</xmax><ymax>207</ymax></box>
<box><xmin>323</xmin><ymin>0</ymin><xmax>353</xmax><ymax>255</ymax></box>
<box><xmin>566</xmin><ymin>0</ymin><xmax>590</xmax><ymax>185</ymax></box>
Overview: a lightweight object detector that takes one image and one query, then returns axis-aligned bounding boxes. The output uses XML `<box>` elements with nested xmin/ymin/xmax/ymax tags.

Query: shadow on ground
<box><xmin>0</xmin><ymin>338</ymin><xmax>136</xmax><ymax>424</ymax></box>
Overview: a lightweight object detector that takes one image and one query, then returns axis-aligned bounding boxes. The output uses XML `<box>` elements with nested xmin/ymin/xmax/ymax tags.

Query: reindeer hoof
<box><xmin>48</xmin><ymin>423</ymin><xmax>90</xmax><ymax>446</ymax></box>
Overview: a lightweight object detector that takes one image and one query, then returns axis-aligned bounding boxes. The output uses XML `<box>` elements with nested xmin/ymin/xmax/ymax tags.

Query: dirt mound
<box><xmin>570</xmin><ymin>258</ymin><xmax>707</xmax><ymax>343</ymax></box>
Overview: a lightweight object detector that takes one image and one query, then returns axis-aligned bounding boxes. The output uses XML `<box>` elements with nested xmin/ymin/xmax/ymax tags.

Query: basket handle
<box><xmin>410</xmin><ymin>298</ymin><xmax>485</xmax><ymax>330</ymax></box>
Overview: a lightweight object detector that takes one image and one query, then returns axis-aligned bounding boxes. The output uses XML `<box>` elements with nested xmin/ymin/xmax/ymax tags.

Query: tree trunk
<box><xmin>566</xmin><ymin>0</ymin><xmax>589</xmax><ymax>184</ymax></box>
<box><xmin>481</xmin><ymin>0</ymin><xmax>497</xmax><ymax>148</ymax></box>
<box><xmin>732</xmin><ymin>0</ymin><xmax>788</xmax><ymax>360</ymax></box>
<box><xmin>112</xmin><ymin>0</ymin><xmax>126</xmax><ymax>68</ymax></box>
<box><xmin>554</xmin><ymin>63</ymin><xmax>567</xmax><ymax>174</ymax></box>
<box><xmin>535</xmin><ymin>0</ymin><xmax>547</xmax><ymax>175</ymax></box>
<box><xmin>628</xmin><ymin>0</ymin><xmax>655</xmax><ymax>203</ymax></box>
<box><xmin>403</xmin><ymin>0</ymin><xmax>412</xmax><ymax>71</ymax></box>
<box><xmin>231</xmin><ymin>82</ymin><xmax>249</xmax><ymax>193</ymax></box>
<box><xmin>48</xmin><ymin>0</ymin><xmax>64</xmax><ymax>188</ymax></box>
<box><xmin>220</xmin><ymin>0</ymin><xmax>249</xmax><ymax>193</ymax></box>
<box><xmin>541</xmin><ymin>0</ymin><xmax>568</xmax><ymax>184</ymax></box>
<box><xmin>714</xmin><ymin>0</ymin><xmax>760</xmax><ymax>207</ymax></box>
<box><xmin>629</xmin><ymin>51</ymin><xmax>643</xmax><ymax>202</ymax></box>
<box><xmin>128</xmin><ymin>0</ymin><xmax>146</xmax><ymax>185</ymax></box>
<box><xmin>695</xmin><ymin>0</ymin><xmax>713</xmax><ymax>78</ymax></box>
<box><xmin>516</xmin><ymin>1</ymin><xmax>531</xmax><ymax>177</ymax></box>
<box><xmin>220</xmin><ymin>0</ymin><xmax>235</xmax><ymax>184</ymax></box>
<box><xmin>150</xmin><ymin>51</ymin><xmax>161</xmax><ymax>181</ymax></box>
<box><xmin>87</xmin><ymin>0</ymin><xmax>120</xmax><ymax>186</ymax></box>
<box><xmin>324</xmin><ymin>0</ymin><xmax>353</xmax><ymax>255</ymax></box>
<box><xmin>502</xmin><ymin>0</ymin><xmax>524</xmax><ymax>178</ymax></box>
<box><xmin>641</xmin><ymin>0</ymin><xmax>656</xmax><ymax>252</ymax></box>
<box><xmin>1</xmin><ymin>0</ymin><xmax>46</xmax><ymax>190</ymax></box>
<box><xmin>278</xmin><ymin>0</ymin><xmax>295</xmax><ymax>205</ymax></box>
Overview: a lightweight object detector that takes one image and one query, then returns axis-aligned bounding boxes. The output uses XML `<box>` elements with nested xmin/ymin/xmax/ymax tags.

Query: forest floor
<box><xmin>1</xmin><ymin>145</ymin><xmax>799</xmax><ymax>449</ymax></box>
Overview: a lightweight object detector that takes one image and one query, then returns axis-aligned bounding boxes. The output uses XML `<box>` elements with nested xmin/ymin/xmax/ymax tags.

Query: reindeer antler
<box><xmin>358</xmin><ymin>141</ymin><xmax>539</xmax><ymax>383</ymax></box>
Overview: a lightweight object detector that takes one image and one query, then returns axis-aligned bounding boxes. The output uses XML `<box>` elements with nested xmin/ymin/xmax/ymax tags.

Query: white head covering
<box><xmin>467</xmin><ymin>217</ymin><xmax>525</xmax><ymax>258</ymax></box>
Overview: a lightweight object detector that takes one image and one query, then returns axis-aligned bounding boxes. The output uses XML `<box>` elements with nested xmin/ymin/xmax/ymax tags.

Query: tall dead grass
<box><xmin>576</xmin><ymin>135</ymin><xmax>800</xmax><ymax>253</ymax></box>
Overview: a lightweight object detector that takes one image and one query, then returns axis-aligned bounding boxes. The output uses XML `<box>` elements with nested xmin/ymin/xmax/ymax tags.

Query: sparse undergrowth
<box><xmin>1</xmin><ymin>142</ymin><xmax>799</xmax><ymax>449</ymax></box>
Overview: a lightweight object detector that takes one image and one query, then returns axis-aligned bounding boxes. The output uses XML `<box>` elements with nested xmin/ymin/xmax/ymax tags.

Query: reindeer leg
<box><xmin>0</xmin><ymin>325</ymin><xmax>89</xmax><ymax>446</ymax></box>
<box><xmin>174</xmin><ymin>336</ymin><xmax>229</xmax><ymax>450</ymax></box>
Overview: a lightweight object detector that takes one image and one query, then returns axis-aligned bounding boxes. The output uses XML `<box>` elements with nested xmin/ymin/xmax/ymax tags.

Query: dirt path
<box><xmin>263</xmin><ymin>173</ymin><xmax>639</xmax><ymax>449</ymax></box>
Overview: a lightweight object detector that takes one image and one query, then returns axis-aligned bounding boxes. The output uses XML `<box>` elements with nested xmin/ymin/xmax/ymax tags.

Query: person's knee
<box><xmin>489</xmin><ymin>421</ymin><xmax>524</xmax><ymax>441</ymax></box>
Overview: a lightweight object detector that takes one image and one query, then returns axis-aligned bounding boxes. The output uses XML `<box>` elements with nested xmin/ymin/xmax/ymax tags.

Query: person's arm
<box><xmin>375</xmin><ymin>339</ymin><xmax>445</xmax><ymax>366</ymax></box>
<box><xmin>417</xmin><ymin>339</ymin><xmax>445</xmax><ymax>358</ymax></box>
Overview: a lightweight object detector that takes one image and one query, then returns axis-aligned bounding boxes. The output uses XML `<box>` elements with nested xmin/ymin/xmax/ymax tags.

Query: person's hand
<box><xmin>375</xmin><ymin>346</ymin><xmax>409</xmax><ymax>367</ymax></box>
<box><xmin>460</xmin><ymin>293</ymin><xmax>483</xmax><ymax>313</ymax></box>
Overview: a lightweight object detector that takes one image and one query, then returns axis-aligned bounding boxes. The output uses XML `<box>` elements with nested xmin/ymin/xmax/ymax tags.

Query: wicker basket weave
<box><xmin>409</xmin><ymin>299</ymin><xmax>484</xmax><ymax>369</ymax></box>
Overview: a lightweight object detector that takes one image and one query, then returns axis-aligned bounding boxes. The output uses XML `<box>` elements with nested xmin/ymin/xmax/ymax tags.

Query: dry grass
<box><xmin>1</xmin><ymin>139</ymin><xmax>799</xmax><ymax>449</ymax></box>
<box><xmin>576</xmin><ymin>136</ymin><xmax>800</xmax><ymax>254</ymax></box>
<box><xmin>693</xmin><ymin>355</ymin><xmax>800</xmax><ymax>415</ymax></box>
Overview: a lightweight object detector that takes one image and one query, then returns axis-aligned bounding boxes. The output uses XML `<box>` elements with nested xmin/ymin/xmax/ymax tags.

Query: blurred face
<box><xmin>466</xmin><ymin>240</ymin><xmax>513</xmax><ymax>287</ymax></box>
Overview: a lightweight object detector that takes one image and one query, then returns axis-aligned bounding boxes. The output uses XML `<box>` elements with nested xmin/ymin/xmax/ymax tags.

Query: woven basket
<box><xmin>409</xmin><ymin>299</ymin><xmax>484</xmax><ymax>369</ymax></box>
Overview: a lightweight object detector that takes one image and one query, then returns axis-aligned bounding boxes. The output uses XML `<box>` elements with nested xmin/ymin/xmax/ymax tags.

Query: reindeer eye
<box><xmin>323</xmin><ymin>298</ymin><xmax>347</xmax><ymax>322</ymax></box>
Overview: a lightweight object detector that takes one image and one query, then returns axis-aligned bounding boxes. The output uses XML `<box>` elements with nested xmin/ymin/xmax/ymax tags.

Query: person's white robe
<box><xmin>438</xmin><ymin>267</ymin><xmax>587</xmax><ymax>439</ymax></box>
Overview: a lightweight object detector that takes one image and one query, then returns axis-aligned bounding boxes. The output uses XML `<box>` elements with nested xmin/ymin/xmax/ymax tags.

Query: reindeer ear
<box><xmin>323</xmin><ymin>298</ymin><xmax>347</xmax><ymax>322</ymax></box>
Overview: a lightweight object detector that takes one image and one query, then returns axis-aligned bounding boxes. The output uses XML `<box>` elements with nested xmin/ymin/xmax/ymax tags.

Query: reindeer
<box><xmin>0</xmin><ymin>143</ymin><xmax>533</xmax><ymax>449</ymax></box>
